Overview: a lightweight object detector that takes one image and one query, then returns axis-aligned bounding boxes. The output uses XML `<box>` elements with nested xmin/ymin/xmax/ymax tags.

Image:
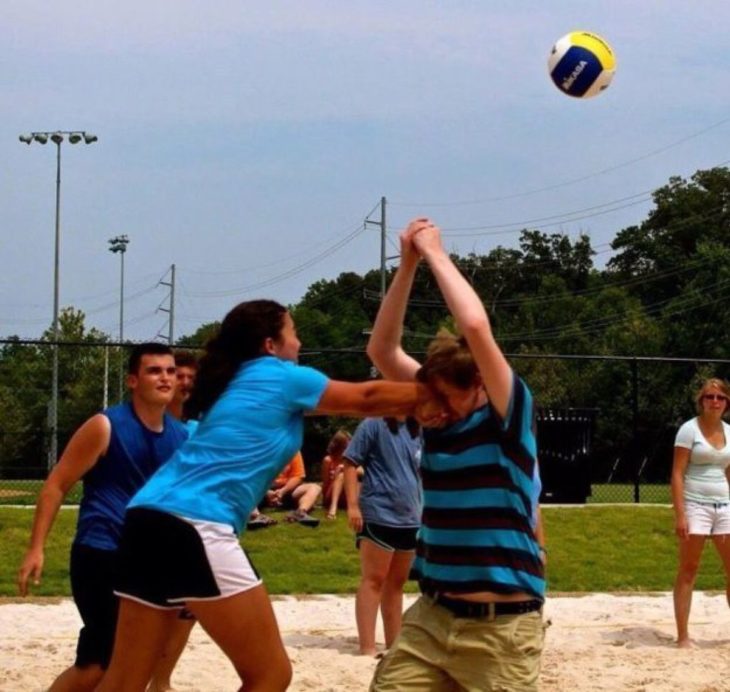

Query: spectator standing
<box><xmin>672</xmin><ymin>377</ymin><xmax>730</xmax><ymax>648</ymax></box>
<box><xmin>344</xmin><ymin>417</ymin><xmax>422</xmax><ymax>656</ymax></box>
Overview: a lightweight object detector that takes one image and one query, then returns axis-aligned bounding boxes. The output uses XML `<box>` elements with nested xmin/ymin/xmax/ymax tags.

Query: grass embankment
<box><xmin>1</xmin><ymin>505</ymin><xmax>724</xmax><ymax>597</ymax></box>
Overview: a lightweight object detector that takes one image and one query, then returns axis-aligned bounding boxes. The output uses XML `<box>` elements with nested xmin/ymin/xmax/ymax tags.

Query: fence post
<box><xmin>632</xmin><ymin>358</ymin><xmax>640</xmax><ymax>503</ymax></box>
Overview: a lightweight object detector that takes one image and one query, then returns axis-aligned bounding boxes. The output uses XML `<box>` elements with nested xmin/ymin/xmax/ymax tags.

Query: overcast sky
<box><xmin>3</xmin><ymin>1</ymin><xmax>728</xmax><ymax>342</ymax></box>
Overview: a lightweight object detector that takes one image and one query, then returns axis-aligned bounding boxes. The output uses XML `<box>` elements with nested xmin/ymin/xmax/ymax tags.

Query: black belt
<box><xmin>425</xmin><ymin>592</ymin><xmax>543</xmax><ymax>619</ymax></box>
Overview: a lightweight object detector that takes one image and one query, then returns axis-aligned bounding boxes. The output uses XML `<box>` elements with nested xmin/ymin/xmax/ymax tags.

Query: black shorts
<box><xmin>69</xmin><ymin>543</ymin><xmax>119</xmax><ymax>669</ymax></box>
<box><xmin>115</xmin><ymin>508</ymin><xmax>261</xmax><ymax>609</ymax></box>
<box><xmin>356</xmin><ymin>522</ymin><xmax>418</xmax><ymax>552</ymax></box>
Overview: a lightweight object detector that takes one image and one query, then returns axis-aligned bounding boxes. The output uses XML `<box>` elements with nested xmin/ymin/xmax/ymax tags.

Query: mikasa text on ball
<box><xmin>548</xmin><ymin>31</ymin><xmax>616</xmax><ymax>98</ymax></box>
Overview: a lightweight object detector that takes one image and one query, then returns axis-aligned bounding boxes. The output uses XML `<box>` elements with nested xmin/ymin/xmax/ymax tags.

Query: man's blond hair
<box><xmin>416</xmin><ymin>329</ymin><xmax>479</xmax><ymax>390</ymax></box>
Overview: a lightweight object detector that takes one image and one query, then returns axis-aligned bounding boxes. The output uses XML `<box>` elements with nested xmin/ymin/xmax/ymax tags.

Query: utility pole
<box><xmin>365</xmin><ymin>196</ymin><xmax>387</xmax><ymax>300</ymax></box>
<box><xmin>157</xmin><ymin>264</ymin><xmax>176</xmax><ymax>344</ymax></box>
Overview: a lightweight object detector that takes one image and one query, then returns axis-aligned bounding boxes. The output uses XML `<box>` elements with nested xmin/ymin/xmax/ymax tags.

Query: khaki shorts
<box><xmin>370</xmin><ymin>595</ymin><xmax>545</xmax><ymax>692</ymax></box>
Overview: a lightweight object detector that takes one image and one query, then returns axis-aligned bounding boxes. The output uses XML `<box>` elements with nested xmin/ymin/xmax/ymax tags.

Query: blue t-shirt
<box><xmin>344</xmin><ymin>418</ymin><xmax>422</xmax><ymax>528</ymax></box>
<box><xmin>129</xmin><ymin>356</ymin><xmax>329</xmax><ymax>534</ymax></box>
<box><xmin>412</xmin><ymin>375</ymin><xmax>545</xmax><ymax>600</ymax></box>
<box><xmin>75</xmin><ymin>403</ymin><xmax>188</xmax><ymax>551</ymax></box>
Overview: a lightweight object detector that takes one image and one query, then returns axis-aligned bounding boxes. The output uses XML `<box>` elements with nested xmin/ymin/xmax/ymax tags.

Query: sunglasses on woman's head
<box><xmin>703</xmin><ymin>394</ymin><xmax>728</xmax><ymax>402</ymax></box>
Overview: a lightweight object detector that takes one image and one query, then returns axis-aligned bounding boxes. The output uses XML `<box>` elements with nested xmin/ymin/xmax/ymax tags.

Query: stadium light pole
<box><xmin>108</xmin><ymin>235</ymin><xmax>130</xmax><ymax>403</ymax></box>
<box><xmin>18</xmin><ymin>130</ymin><xmax>98</xmax><ymax>469</ymax></box>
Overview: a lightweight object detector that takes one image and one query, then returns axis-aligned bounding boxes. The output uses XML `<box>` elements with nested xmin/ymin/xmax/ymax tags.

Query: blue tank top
<box><xmin>74</xmin><ymin>403</ymin><xmax>188</xmax><ymax>551</ymax></box>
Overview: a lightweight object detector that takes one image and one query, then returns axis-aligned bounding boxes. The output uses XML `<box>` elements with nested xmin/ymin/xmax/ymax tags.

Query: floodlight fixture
<box><xmin>18</xmin><ymin>127</ymin><xmax>99</xmax><ymax>468</ymax></box>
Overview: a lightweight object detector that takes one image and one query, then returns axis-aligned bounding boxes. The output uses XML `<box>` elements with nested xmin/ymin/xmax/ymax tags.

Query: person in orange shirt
<box><xmin>249</xmin><ymin>452</ymin><xmax>321</xmax><ymax>527</ymax></box>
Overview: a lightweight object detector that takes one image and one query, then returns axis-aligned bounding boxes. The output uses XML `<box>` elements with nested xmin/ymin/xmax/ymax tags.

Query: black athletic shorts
<box><xmin>69</xmin><ymin>542</ymin><xmax>119</xmax><ymax>669</ymax></box>
<box><xmin>115</xmin><ymin>507</ymin><xmax>261</xmax><ymax>609</ymax></box>
<box><xmin>356</xmin><ymin>521</ymin><xmax>418</xmax><ymax>552</ymax></box>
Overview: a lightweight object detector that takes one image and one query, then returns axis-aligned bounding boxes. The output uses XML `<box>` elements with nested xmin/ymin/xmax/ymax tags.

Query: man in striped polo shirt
<box><xmin>366</xmin><ymin>218</ymin><xmax>545</xmax><ymax>691</ymax></box>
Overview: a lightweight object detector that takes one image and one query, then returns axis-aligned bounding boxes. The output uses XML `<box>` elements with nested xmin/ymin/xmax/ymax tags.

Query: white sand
<box><xmin>2</xmin><ymin>593</ymin><xmax>730</xmax><ymax>691</ymax></box>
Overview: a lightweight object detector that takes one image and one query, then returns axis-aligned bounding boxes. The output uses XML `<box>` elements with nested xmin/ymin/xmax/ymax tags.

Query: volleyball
<box><xmin>547</xmin><ymin>31</ymin><xmax>616</xmax><ymax>98</ymax></box>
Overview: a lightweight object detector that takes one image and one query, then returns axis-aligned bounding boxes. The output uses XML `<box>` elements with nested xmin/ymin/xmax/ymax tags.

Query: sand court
<box><xmin>2</xmin><ymin>593</ymin><xmax>730</xmax><ymax>691</ymax></box>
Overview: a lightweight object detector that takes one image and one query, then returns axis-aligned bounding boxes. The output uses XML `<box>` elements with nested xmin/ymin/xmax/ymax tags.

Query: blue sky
<box><xmin>2</xmin><ymin>1</ymin><xmax>729</xmax><ymax>341</ymax></box>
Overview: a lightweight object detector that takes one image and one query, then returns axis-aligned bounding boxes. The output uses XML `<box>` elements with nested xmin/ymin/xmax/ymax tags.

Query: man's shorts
<box><xmin>356</xmin><ymin>522</ymin><xmax>418</xmax><ymax>552</ymax></box>
<box><xmin>115</xmin><ymin>507</ymin><xmax>262</xmax><ymax>609</ymax></box>
<box><xmin>70</xmin><ymin>542</ymin><xmax>119</xmax><ymax>668</ymax></box>
<box><xmin>370</xmin><ymin>595</ymin><xmax>545</xmax><ymax>691</ymax></box>
<box><xmin>685</xmin><ymin>500</ymin><xmax>730</xmax><ymax>535</ymax></box>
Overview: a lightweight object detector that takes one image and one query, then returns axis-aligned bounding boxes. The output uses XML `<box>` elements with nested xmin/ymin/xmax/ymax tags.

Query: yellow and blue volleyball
<box><xmin>547</xmin><ymin>31</ymin><xmax>616</xmax><ymax>98</ymax></box>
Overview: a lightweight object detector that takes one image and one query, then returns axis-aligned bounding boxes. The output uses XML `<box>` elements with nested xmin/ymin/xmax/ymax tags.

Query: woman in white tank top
<box><xmin>671</xmin><ymin>377</ymin><xmax>730</xmax><ymax>648</ymax></box>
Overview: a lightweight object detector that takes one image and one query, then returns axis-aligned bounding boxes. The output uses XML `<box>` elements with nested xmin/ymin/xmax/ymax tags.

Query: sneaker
<box><xmin>287</xmin><ymin>509</ymin><xmax>320</xmax><ymax>528</ymax></box>
<box><xmin>247</xmin><ymin>513</ymin><xmax>277</xmax><ymax>530</ymax></box>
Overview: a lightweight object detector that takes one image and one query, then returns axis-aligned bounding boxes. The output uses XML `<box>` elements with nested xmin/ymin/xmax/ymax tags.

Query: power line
<box><xmin>389</xmin><ymin>120</ymin><xmax>730</xmax><ymax>207</ymax></box>
<box><xmin>185</xmin><ymin>224</ymin><xmax>365</xmax><ymax>299</ymax></box>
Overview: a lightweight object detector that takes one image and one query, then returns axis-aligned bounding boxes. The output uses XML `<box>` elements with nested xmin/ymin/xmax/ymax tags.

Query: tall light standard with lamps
<box><xmin>18</xmin><ymin>130</ymin><xmax>98</xmax><ymax>469</ymax></box>
<box><xmin>108</xmin><ymin>234</ymin><xmax>130</xmax><ymax>403</ymax></box>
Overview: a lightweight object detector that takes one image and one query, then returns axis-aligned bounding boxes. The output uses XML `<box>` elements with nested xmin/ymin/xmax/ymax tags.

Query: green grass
<box><xmin>2</xmin><ymin>505</ymin><xmax>727</xmax><ymax>596</ymax></box>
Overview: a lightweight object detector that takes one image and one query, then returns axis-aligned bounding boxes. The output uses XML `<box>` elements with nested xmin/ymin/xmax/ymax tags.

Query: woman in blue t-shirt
<box><xmin>97</xmin><ymin>299</ymin><xmax>439</xmax><ymax>692</ymax></box>
<box><xmin>343</xmin><ymin>416</ymin><xmax>422</xmax><ymax>656</ymax></box>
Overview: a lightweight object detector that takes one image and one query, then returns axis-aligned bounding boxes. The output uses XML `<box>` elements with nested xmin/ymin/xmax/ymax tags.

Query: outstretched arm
<box><xmin>314</xmin><ymin>380</ymin><xmax>436</xmax><ymax>420</ymax></box>
<box><xmin>17</xmin><ymin>414</ymin><xmax>110</xmax><ymax>595</ymax></box>
<box><xmin>412</xmin><ymin>219</ymin><xmax>513</xmax><ymax>419</ymax></box>
<box><xmin>366</xmin><ymin>220</ymin><xmax>425</xmax><ymax>382</ymax></box>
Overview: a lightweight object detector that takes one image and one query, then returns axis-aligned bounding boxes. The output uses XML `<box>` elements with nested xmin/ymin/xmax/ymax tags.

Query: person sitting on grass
<box><xmin>321</xmin><ymin>429</ymin><xmax>352</xmax><ymax>520</ymax></box>
<box><xmin>250</xmin><ymin>451</ymin><xmax>321</xmax><ymax>528</ymax></box>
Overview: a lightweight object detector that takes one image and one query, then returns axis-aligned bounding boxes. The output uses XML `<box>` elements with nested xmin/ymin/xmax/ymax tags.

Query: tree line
<box><xmin>3</xmin><ymin>167</ymin><xmax>729</xmax><ymax>483</ymax></box>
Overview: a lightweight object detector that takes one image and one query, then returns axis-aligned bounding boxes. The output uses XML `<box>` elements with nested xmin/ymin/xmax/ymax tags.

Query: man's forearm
<box><xmin>27</xmin><ymin>485</ymin><xmax>65</xmax><ymax>552</ymax></box>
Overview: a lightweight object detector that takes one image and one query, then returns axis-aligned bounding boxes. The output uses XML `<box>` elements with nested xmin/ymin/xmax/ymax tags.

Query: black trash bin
<box><xmin>537</xmin><ymin>408</ymin><xmax>598</xmax><ymax>504</ymax></box>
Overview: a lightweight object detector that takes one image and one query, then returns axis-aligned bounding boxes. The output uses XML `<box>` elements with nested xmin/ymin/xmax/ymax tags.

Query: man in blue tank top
<box><xmin>17</xmin><ymin>343</ymin><xmax>188</xmax><ymax>692</ymax></box>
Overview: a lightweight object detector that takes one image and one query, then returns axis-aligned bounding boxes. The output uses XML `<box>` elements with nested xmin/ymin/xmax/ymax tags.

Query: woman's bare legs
<box><xmin>354</xmin><ymin>539</ymin><xmax>416</xmax><ymax>656</ymax></box>
<box><xmin>96</xmin><ymin>599</ymin><xmax>181</xmax><ymax>692</ymax></box>
<box><xmin>189</xmin><ymin>585</ymin><xmax>292</xmax><ymax>691</ymax></box>
<box><xmin>146</xmin><ymin>617</ymin><xmax>196</xmax><ymax>691</ymax></box>
<box><xmin>97</xmin><ymin>586</ymin><xmax>291</xmax><ymax>692</ymax></box>
<box><xmin>712</xmin><ymin>533</ymin><xmax>730</xmax><ymax>608</ymax></box>
<box><xmin>673</xmin><ymin>534</ymin><xmax>706</xmax><ymax>647</ymax></box>
<box><xmin>379</xmin><ymin>550</ymin><xmax>414</xmax><ymax>648</ymax></box>
<box><xmin>327</xmin><ymin>472</ymin><xmax>345</xmax><ymax>518</ymax></box>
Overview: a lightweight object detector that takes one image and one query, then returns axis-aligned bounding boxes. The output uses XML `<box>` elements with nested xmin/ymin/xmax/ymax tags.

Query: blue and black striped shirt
<box><xmin>412</xmin><ymin>374</ymin><xmax>545</xmax><ymax>600</ymax></box>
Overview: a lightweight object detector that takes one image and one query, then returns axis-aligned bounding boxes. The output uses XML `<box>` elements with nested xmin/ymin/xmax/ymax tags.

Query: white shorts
<box><xmin>115</xmin><ymin>507</ymin><xmax>262</xmax><ymax>609</ymax></box>
<box><xmin>684</xmin><ymin>501</ymin><xmax>730</xmax><ymax>536</ymax></box>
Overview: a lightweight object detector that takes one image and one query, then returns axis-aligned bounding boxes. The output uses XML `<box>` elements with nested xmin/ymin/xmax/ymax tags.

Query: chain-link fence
<box><xmin>1</xmin><ymin>338</ymin><xmax>727</xmax><ymax>505</ymax></box>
